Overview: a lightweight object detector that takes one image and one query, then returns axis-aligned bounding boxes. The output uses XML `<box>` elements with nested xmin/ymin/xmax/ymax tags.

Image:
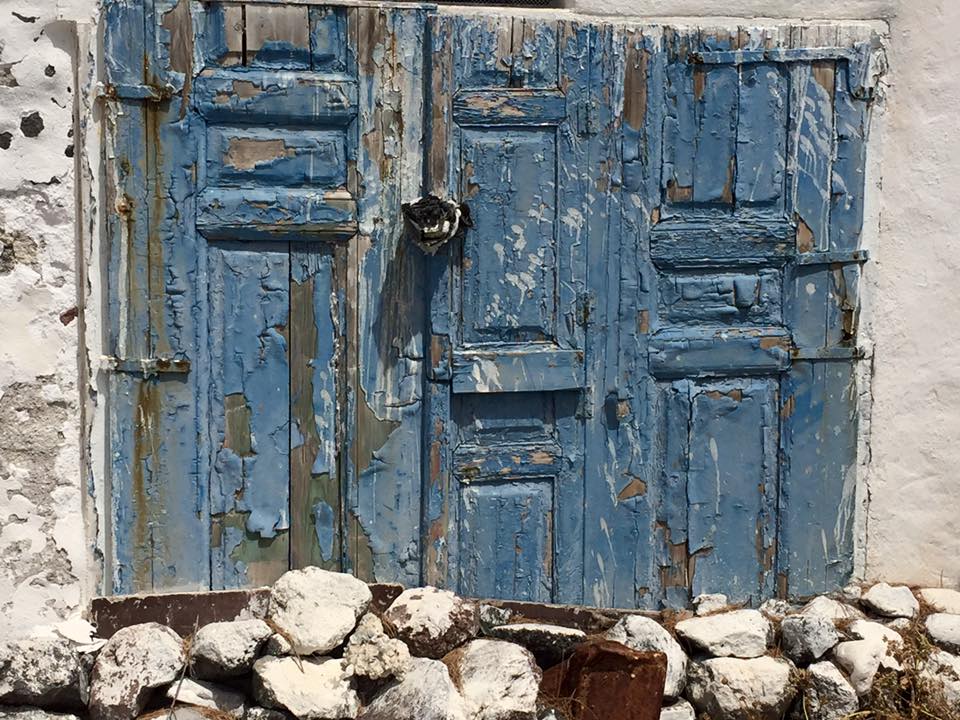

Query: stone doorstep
<box><xmin>90</xmin><ymin>586</ymin><xmax>659</xmax><ymax>639</ymax></box>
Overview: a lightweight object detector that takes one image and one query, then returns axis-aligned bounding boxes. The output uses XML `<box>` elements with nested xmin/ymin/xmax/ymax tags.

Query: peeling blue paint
<box><xmin>103</xmin><ymin>3</ymin><xmax>879</xmax><ymax>606</ymax></box>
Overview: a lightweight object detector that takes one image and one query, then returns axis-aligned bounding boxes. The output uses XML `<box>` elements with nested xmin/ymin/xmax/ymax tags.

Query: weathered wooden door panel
<box><xmin>423</xmin><ymin>13</ymin><xmax>589</xmax><ymax>603</ymax></box>
<box><xmin>104</xmin><ymin>2</ymin><xmax>878</xmax><ymax>605</ymax></box>
<box><xmin>599</xmin><ymin>24</ymin><xmax>877</xmax><ymax>607</ymax></box>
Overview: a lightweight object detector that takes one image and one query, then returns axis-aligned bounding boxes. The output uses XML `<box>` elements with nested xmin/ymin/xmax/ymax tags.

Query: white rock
<box><xmin>780</xmin><ymin>615</ymin><xmax>839</xmax><ymax>665</ymax></box>
<box><xmin>265</xmin><ymin>633</ymin><xmax>293</xmax><ymax>656</ymax></box>
<box><xmin>758</xmin><ymin>598</ymin><xmax>794</xmax><ymax>621</ymax></box>
<box><xmin>658</xmin><ymin>700</ymin><xmax>695</xmax><ymax>720</ymax></box>
<box><xmin>605</xmin><ymin>615</ymin><xmax>688</xmax><ymax>699</ymax></box>
<box><xmin>799</xmin><ymin>596</ymin><xmax>864</xmax><ymax>622</ymax></box>
<box><xmin>686</xmin><ymin>656</ymin><xmax>796</xmax><ymax>720</ymax></box>
<box><xmin>0</xmin><ymin>638</ymin><xmax>85</xmax><ymax>710</ymax></box>
<box><xmin>840</xmin><ymin>584</ymin><xmax>863</xmax><ymax>602</ymax></box>
<box><xmin>344</xmin><ymin>613</ymin><xmax>412</xmax><ymax>681</ymax></box>
<box><xmin>926</xmin><ymin>613</ymin><xmax>960</xmax><ymax>653</ymax></box>
<box><xmin>847</xmin><ymin>619</ymin><xmax>903</xmax><ymax>670</ymax></box>
<box><xmin>920</xmin><ymin>650</ymin><xmax>960</xmax><ymax>706</ymax></box>
<box><xmin>848</xmin><ymin>619</ymin><xmax>903</xmax><ymax>646</ymax></box>
<box><xmin>443</xmin><ymin>639</ymin><xmax>541</xmax><ymax>720</ymax></box>
<box><xmin>358</xmin><ymin>658</ymin><xmax>467</xmax><ymax>720</ymax></box>
<box><xmin>245</xmin><ymin>708</ymin><xmax>293</xmax><ymax>720</ymax></box>
<box><xmin>253</xmin><ymin>656</ymin><xmax>359</xmax><ymax>720</ymax></box>
<box><xmin>384</xmin><ymin>586</ymin><xmax>479</xmax><ymax>659</ymax></box>
<box><xmin>191</xmin><ymin>618</ymin><xmax>273</xmax><ymax>679</ymax></box>
<box><xmin>919</xmin><ymin>587</ymin><xmax>960</xmax><ymax>614</ymax></box>
<box><xmin>88</xmin><ymin>623</ymin><xmax>185</xmax><ymax>720</ymax></box>
<box><xmin>165</xmin><ymin>677</ymin><xmax>246</xmax><ymax>717</ymax></box>
<box><xmin>832</xmin><ymin>639</ymin><xmax>883</xmax><ymax>696</ymax></box>
<box><xmin>887</xmin><ymin>617</ymin><xmax>912</xmax><ymax>632</ymax></box>
<box><xmin>790</xmin><ymin>661</ymin><xmax>859</xmax><ymax>720</ymax></box>
<box><xmin>675</xmin><ymin>609</ymin><xmax>772</xmax><ymax>658</ymax></box>
<box><xmin>693</xmin><ymin>594</ymin><xmax>728</xmax><ymax>616</ymax></box>
<box><xmin>861</xmin><ymin>582</ymin><xmax>919</xmax><ymax>618</ymax></box>
<box><xmin>0</xmin><ymin>710</ymin><xmax>82</xmax><ymax>720</ymax></box>
<box><xmin>268</xmin><ymin>568</ymin><xmax>372</xmax><ymax>655</ymax></box>
<box><xmin>478</xmin><ymin>605</ymin><xmax>513</xmax><ymax>634</ymax></box>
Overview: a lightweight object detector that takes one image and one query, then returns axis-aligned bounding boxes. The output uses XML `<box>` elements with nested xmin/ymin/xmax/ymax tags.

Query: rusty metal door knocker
<box><xmin>402</xmin><ymin>195</ymin><xmax>472</xmax><ymax>255</ymax></box>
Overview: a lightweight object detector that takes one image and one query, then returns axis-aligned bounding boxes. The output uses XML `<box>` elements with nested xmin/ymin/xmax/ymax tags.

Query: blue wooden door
<box><xmin>422</xmin><ymin>14</ymin><xmax>592</xmax><ymax>604</ymax></box>
<box><xmin>103</xmin><ymin>2</ymin><xmax>877</xmax><ymax>606</ymax></box>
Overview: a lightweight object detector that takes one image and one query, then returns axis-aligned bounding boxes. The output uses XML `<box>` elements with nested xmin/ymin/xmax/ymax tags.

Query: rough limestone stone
<box><xmin>693</xmin><ymin>594</ymin><xmax>728</xmax><ymax>616</ymax></box>
<box><xmin>0</xmin><ymin>710</ymin><xmax>82</xmax><ymax>720</ymax></box>
<box><xmin>919</xmin><ymin>588</ymin><xmax>960</xmax><ymax>614</ymax></box>
<box><xmin>832</xmin><ymin>640</ymin><xmax>883</xmax><ymax>696</ymax></box>
<box><xmin>268</xmin><ymin>568</ymin><xmax>372</xmax><ymax>655</ymax></box>
<box><xmin>758</xmin><ymin>599</ymin><xmax>794</xmax><ymax>621</ymax></box>
<box><xmin>0</xmin><ymin>638</ymin><xmax>85</xmax><ymax>710</ymax></box>
<box><xmin>344</xmin><ymin>614</ymin><xmax>411</xmax><ymax>681</ymax></box>
<box><xmin>790</xmin><ymin>661</ymin><xmax>859</xmax><ymax>720</ymax></box>
<box><xmin>384</xmin><ymin>587</ymin><xmax>480</xmax><ymax>659</ymax></box>
<box><xmin>780</xmin><ymin>615</ymin><xmax>840</xmax><ymax>665</ymax></box>
<box><xmin>165</xmin><ymin>677</ymin><xmax>247</xmax><ymax>717</ymax></box>
<box><xmin>191</xmin><ymin>618</ymin><xmax>273</xmax><ymax>679</ymax></box>
<box><xmin>253</xmin><ymin>656</ymin><xmax>359</xmax><ymax>720</ymax></box>
<box><xmin>89</xmin><ymin>623</ymin><xmax>185</xmax><ymax>720</ymax></box>
<box><xmin>675</xmin><ymin>609</ymin><xmax>772</xmax><ymax>658</ymax></box>
<box><xmin>685</xmin><ymin>656</ymin><xmax>796</xmax><ymax>720</ymax></box>
<box><xmin>799</xmin><ymin>596</ymin><xmax>864</xmax><ymax>622</ymax></box>
<box><xmin>486</xmin><ymin>623</ymin><xmax>586</xmax><ymax>665</ymax></box>
<box><xmin>658</xmin><ymin>700</ymin><xmax>695</xmax><ymax>720</ymax></box>
<box><xmin>840</xmin><ymin>584</ymin><xmax>863</xmax><ymax>602</ymax></box>
<box><xmin>861</xmin><ymin>582</ymin><xmax>919</xmax><ymax>618</ymax></box>
<box><xmin>443</xmin><ymin>639</ymin><xmax>541</xmax><ymax>720</ymax></box>
<box><xmin>926</xmin><ymin>613</ymin><xmax>960</xmax><ymax>654</ymax></box>
<box><xmin>920</xmin><ymin>650</ymin><xmax>960</xmax><ymax>706</ymax></box>
<box><xmin>265</xmin><ymin>634</ymin><xmax>293</xmax><ymax>657</ymax></box>
<box><xmin>137</xmin><ymin>710</ymin><xmax>210</xmax><ymax>720</ymax></box>
<box><xmin>478</xmin><ymin>605</ymin><xmax>513</xmax><ymax>635</ymax></box>
<box><xmin>245</xmin><ymin>708</ymin><xmax>294</xmax><ymax>720</ymax></box>
<box><xmin>847</xmin><ymin>619</ymin><xmax>904</xmax><ymax>669</ymax></box>
<box><xmin>358</xmin><ymin>658</ymin><xmax>467</xmax><ymax>720</ymax></box>
<box><xmin>605</xmin><ymin>615</ymin><xmax>688</xmax><ymax>699</ymax></box>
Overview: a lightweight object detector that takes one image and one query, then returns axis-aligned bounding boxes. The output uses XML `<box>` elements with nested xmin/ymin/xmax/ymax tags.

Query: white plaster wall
<box><xmin>0</xmin><ymin>0</ymin><xmax>94</xmax><ymax>638</ymax></box>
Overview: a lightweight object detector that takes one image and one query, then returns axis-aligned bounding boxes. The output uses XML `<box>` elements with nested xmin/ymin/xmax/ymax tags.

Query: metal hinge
<box><xmin>795</xmin><ymin>249</ymin><xmax>870</xmax><ymax>266</ymax></box>
<box><xmin>97</xmin><ymin>82</ymin><xmax>175</xmax><ymax>102</ymax></box>
<box><xmin>103</xmin><ymin>356</ymin><xmax>191</xmax><ymax>377</ymax></box>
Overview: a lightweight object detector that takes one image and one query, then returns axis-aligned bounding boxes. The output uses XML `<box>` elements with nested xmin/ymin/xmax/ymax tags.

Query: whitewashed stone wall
<box><xmin>0</xmin><ymin>0</ymin><xmax>93</xmax><ymax>638</ymax></box>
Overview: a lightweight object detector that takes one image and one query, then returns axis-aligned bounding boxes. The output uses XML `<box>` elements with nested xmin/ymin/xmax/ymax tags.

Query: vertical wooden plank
<box><xmin>515</xmin><ymin>18</ymin><xmax>559</xmax><ymax>87</ymax></box>
<box><xmin>552</xmin><ymin>18</ymin><xmax>591</xmax><ymax>605</ymax></box>
<box><xmin>199</xmin><ymin>3</ymin><xmax>244</xmax><ymax>68</ymax></box>
<box><xmin>350</xmin><ymin>6</ymin><xmax>427</xmax><ymax>585</ymax></box>
<box><xmin>141</xmin><ymin>97</ymin><xmax>208</xmax><ymax>591</ymax></box>
<box><xmin>309</xmin><ymin>6</ymin><xmax>348</xmax><ymax>73</ymax></box>
<box><xmin>423</xmin><ymin>12</ymin><xmax>456</xmax><ymax>590</ymax></box>
<box><xmin>779</xmin><ymin>361</ymin><xmax>856</xmax><ymax>597</ymax></box>
<box><xmin>788</xmin><ymin>29</ymin><xmax>835</xmax><ymax>252</ymax></box>
<box><xmin>693</xmin><ymin>30</ymin><xmax>738</xmax><ymax>205</ymax></box>
<box><xmin>657</xmin><ymin>381</ymin><xmax>691</xmax><ymax>609</ymax></box>
<box><xmin>290</xmin><ymin>245</ymin><xmax>344</xmax><ymax>570</ymax></box>
<box><xmin>583</xmin><ymin>21</ymin><xmax>639</xmax><ymax>608</ymax></box>
<box><xmin>244</xmin><ymin>4</ymin><xmax>311</xmax><ymax>69</ymax></box>
<box><xmin>686</xmin><ymin>380</ymin><xmax>778</xmax><ymax>604</ymax></box>
<box><xmin>209</xmin><ymin>244</ymin><xmax>290</xmax><ymax>589</ymax></box>
<box><xmin>736</xmin><ymin>60</ymin><xmax>787</xmax><ymax>207</ymax></box>
<box><xmin>662</xmin><ymin>29</ymin><xmax>695</xmax><ymax>203</ymax></box>
<box><xmin>454</xmin><ymin>14</ymin><xmax>512</xmax><ymax>88</ymax></box>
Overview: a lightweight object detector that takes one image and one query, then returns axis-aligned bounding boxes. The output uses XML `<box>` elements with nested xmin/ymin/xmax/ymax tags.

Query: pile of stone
<box><xmin>1</xmin><ymin>569</ymin><xmax>959</xmax><ymax>720</ymax></box>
